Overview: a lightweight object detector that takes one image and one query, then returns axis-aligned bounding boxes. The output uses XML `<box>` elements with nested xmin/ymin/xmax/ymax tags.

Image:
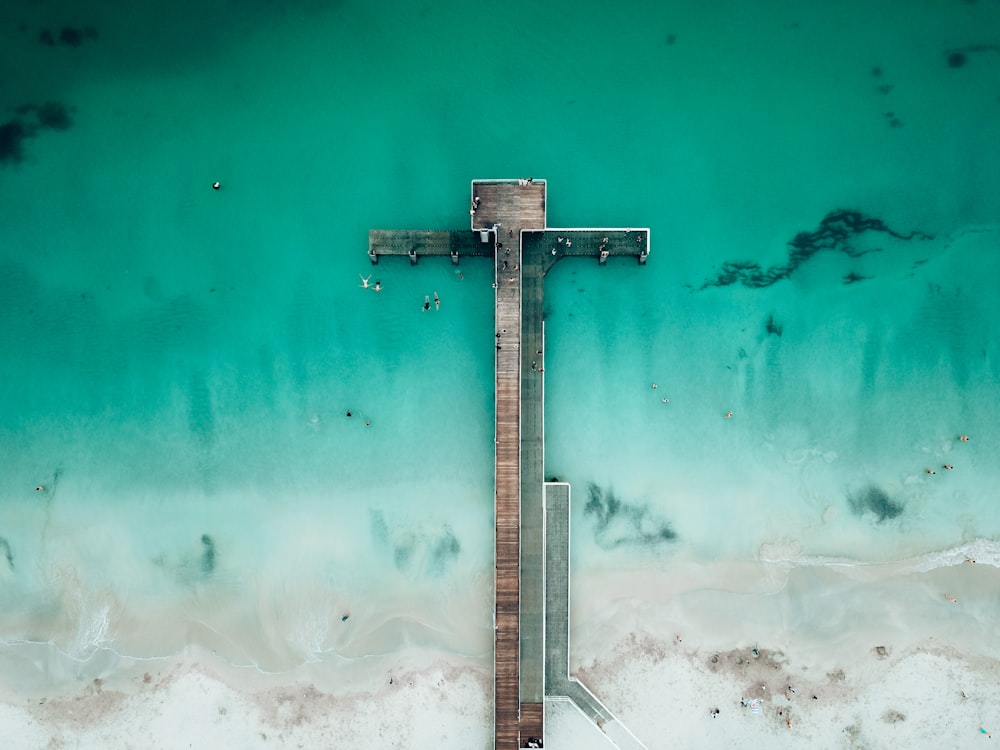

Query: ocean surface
<box><xmin>2</xmin><ymin>0</ymin><xmax>999</xmax><ymax>725</ymax></box>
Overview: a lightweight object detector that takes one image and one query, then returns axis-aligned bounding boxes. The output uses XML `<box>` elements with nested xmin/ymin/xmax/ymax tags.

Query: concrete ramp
<box><xmin>544</xmin><ymin>484</ymin><xmax>648</xmax><ymax>750</ymax></box>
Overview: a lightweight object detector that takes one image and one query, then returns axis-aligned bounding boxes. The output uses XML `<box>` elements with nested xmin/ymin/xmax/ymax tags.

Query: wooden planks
<box><xmin>473</xmin><ymin>180</ymin><xmax>546</xmax><ymax>232</ymax></box>
<box><xmin>520</xmin><ymin>703</ymin><xmax>544</xmax><ymax>745</ymax></box>
<box><xmin>494</xmin><ymin>201</ymin><xmax>524</xmax><ymax>749</ymax></box>
<box><xmin>522</xmin><ymin>228</ymin><xmax>650</xmax><ymax>274</ymax></box>
<box><xmin>368</xmin><ymin>229</ymin><xmax>493</xmax><ymax>261</ymax></box>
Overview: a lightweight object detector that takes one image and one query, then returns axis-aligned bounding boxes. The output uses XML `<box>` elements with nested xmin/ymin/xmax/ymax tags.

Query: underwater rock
<box><xmin>372</xmin><ymin>509</ymin><xmax>462</xmax><ymax>577</ymax></box>
<box><xmin>0</xmin><ymin>537</ymin><xmax>14</xmax><ymax>570</ymax></box>
<box><xmin>59</xmin><ymin>27</ymin><xmax>84</xmax><ymax>47</ymax></box>
<box><xmin>944</xmin><ymin>44</ymin><xmax>1000</xmax><ymax>69</ymax></box>
<box><xmin>0</xmin><ymin>119</ymin><xmax>27</xmax><ymax>163</ymax></box>
<box><xmin>430</xmin><ymin>529</ymin><xmax>461</xmax><ymax>571</ymax></box>
<box><xmin>701</xmin><ymin>210</ymin><xmax>932</xmax><ymax>290</ymax></box>
<box><xmin>200</xmin><ymin>534</ymin><xmax>216</xmax><ymax>575</ymax></box>
<box><xmin>848</xmin><ymin>485</ymin><xmax>903</xmax><ymax>522</ymax></box>
<box><xmin>765</xmin><ymin>314</ymin><xmax>783</xmax><ymax>337</ymax></box>
<box><xmin>585</xmin><ymin>483</ymin><xmax>676</xmax><ymax>549</ymax></box>
<box><xmin>1</xmin><ymin>101</ymin><xmax>74</xmax><ymax>166</ymax></box>
<box><xmin>37</xmin><ymin>25</ymin><xmax>97</xmax><ymax>48</ymax></box>
<box><xmin>36</xmin><ymin>101</ymin><xmax>72</xmax><ymax>130</ymax></box>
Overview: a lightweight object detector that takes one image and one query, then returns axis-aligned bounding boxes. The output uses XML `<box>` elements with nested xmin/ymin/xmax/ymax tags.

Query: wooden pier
<box><xmin>369</xmin><ymin>179</ymin><xmax>648</xmax><ymax>749</ymax></box>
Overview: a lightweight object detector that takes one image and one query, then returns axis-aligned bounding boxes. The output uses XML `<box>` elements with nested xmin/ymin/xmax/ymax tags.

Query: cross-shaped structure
<box><xmin>369</xmin><ymin>179</ymin><xmax>649</xmax><ymax>749</ymax></box>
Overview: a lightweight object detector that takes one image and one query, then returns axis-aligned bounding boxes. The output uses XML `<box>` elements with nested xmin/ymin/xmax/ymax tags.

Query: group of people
<box><xmin>422</xmin><ymin>292</ymin><xmax>440</xmax><ymax>312</ymax></box>
<box><xmin>361</xmin><ymin>275</ymin><xmax>446</xmax><ymax>313</ymax></box>
<box><xmin>925</xmin><ymin>434</ymin><xmax>970</xmax><ymax>474</ymax></box>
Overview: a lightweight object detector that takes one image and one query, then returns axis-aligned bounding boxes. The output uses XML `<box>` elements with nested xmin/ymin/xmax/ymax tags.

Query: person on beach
<box><xmin>359</xmin><ymin>274</ymin><xmax>373</xmax><ymax>289</ymax></box>
<box><xmin>423</xmin><ymin>295</ymin><xmax>431</xmax><ymax>312</ymax></box>
<box><xmin>434</xmin><ymin>291</ymin><xmax>440</xmax><ymax>310</ymax></box>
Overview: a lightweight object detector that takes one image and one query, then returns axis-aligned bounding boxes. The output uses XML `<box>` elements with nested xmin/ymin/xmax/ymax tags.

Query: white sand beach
<box><xmin>0</xmin><ymin>649</ymin><xmax>492</xmax><ymax>749</ymax></box>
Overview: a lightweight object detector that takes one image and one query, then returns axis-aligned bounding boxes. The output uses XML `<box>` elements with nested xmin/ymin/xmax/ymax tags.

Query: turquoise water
<box><xmin>2</xmin><ymin>0</ymin><xmax>999</xmax><ymax>704</ymax></box>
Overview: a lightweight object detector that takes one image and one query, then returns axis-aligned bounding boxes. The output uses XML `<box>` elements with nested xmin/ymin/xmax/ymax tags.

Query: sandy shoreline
<box><xmin>4</xmin><ymin>626</ymin><xmax>996</xmax><ymax>749</ymax></box>
<box><xmin>568</xmin><ymin>556</ymin><xmax>1000</xmax><ymax>749</ymax></box>
<box><xmin>0</xmin><ymin>646</ymin><xmax>493</xmax><ymax>749</ymax></box>
<box><xmin>575</xmin><ymin>637</ymin><xmax>999</xmax><ymax>749</ymax></box>
<box><xmin>3</xmin><ymin>552</ymin><xmax>997</xmax><ymax>748</ymax></box>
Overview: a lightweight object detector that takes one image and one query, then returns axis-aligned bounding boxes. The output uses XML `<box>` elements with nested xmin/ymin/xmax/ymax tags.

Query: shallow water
<box><xmin>1</xmin><ymin>0</ymin><xmax>999</xmax><ymax>720</ymax></box>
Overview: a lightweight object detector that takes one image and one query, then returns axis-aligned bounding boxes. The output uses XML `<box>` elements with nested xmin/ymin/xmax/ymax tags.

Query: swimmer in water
<box><xmin>725</xmin><ymin>410</ymin><xmax>733</xmax><ymax>419</ymax></box>
<box><xmin>423</xmin><ymin>295</ymin><xmax>431</xmax><ymax>312</ymax></box>
<box><xmin>360</xmin><ymin>274</ymin><xmax>373</xmax><ymax>289</ymax></box>
<box><xmin>959</xmin><ymin>434</ymin><xmax>969</xmax><ymax>442</ymax></box>
<box><xmin>374</xmin><ymin>280</ymin><xmax>383</xmax><ymax>292</ymax></box>
<box><xmin>662</xmin><ymin>397</ymin><xmax>670</xmax><ymax>403</ymax></box>
<box><xmin>943</xmin><ymin>464</ymin><xmax>954</xmax><ymax>470</ymax></box>
<box><xmin>434</xmin><ymin>291</ymin><xmax>440</xmax><ymax>310</ymax></box>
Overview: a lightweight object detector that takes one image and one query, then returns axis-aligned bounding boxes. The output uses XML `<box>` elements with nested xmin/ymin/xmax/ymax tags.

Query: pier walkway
<box><xmin>368</xmin><ymin>179</ymin><xmax>649</xmax><ymax>749</ymax></box>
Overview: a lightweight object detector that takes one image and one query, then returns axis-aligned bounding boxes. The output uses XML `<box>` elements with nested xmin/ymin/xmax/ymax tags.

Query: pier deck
<box><xmin>368</xmin><ymin>179</ymin><xmax>648</xmax><ymax>749</ymax></box>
